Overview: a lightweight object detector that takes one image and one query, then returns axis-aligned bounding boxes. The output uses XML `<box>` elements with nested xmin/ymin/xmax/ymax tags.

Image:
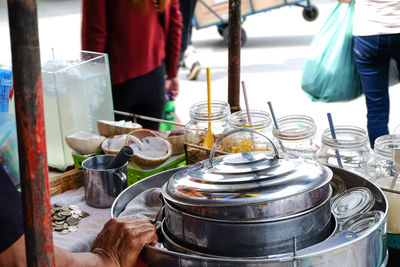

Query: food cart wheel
<box><xmin>217</xmin><ymin>23</ymin><xmax>228</xmax><ymax>36</ymax></box>
<box><xmin>303</xmin><ymin>5</ymin><xmax>318</xmax><ymax>21</ymax></box>
<box><xmin>223</xmin><ymin>27</ymin><xmax>247</xmax><ymax>47</ymax></box>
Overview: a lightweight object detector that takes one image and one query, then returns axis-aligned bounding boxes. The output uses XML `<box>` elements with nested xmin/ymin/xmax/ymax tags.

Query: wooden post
<box><xmin>7</xmin><ymin>0</ymin><xmax>55</xmax><ymax>266</ymax></box>
<box><xmin>228</xmin><ymin>0</ymin><xmax>241</xmax><ymax>113</ymax></box>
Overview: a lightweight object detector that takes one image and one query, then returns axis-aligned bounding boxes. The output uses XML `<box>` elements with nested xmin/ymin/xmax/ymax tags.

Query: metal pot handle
<box><xmin>113</xmin><ymin>171</ymin><xmax>127</xmax><ymax>195</ymax></box>
<box><xmin>208</xmin><ymin>128</ymin><xmax>280</xmax><ymax>166</ymax></box>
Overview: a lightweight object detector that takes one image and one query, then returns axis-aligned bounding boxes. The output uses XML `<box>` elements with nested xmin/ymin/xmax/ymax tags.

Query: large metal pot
<box><xmin>163</xmin><ymin>194</ymin><xmax>332</xmax><ymax>257</ymax></box>
<box><xmin>161</xmin><ymin>129</ymin><xmax>333</xmax><ymax>256</ymax></box>
<box><xmin>111</xmin><ymin>166</ymin><xmax>388</xmax><ymax>267</ymax></box>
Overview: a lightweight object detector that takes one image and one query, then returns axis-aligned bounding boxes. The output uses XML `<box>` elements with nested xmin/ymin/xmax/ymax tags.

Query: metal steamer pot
<box><xmin>161</xmin><ymin>129</ymin><xmax>332</xmax><ymax>257</ymax></box>
<box><xmin>111</xmin><ymin>129</ymin><xmax>388</xmax><ymax>267</ymax></box>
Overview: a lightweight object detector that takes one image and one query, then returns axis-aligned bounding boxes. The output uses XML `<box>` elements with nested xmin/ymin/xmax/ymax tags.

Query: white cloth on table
<box><xmin>51</xmin><ymin>187</ymin><xmax>111</xmax><ymax>253</ymax></box>
<box><xmin>118</xmin><ymin>188</ymin><xmax>164</xmax><ymax>228</ymax></box>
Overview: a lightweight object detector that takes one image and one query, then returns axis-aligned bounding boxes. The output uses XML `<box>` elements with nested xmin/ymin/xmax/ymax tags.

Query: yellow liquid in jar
<box><xmin>376</xmin><ymin>177</ymin><xmax>400</xmax><ymax>234</ymax></box>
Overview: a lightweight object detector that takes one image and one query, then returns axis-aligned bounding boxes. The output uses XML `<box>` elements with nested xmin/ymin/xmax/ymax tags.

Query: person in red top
<box><xmin>82</xmin><ymin>0</ymin><xmax>182</xmax><ymax>130</ymax></box>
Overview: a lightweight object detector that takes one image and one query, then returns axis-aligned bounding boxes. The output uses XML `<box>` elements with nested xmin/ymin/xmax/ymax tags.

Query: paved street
<box><xmin>1</xmin><ymin>0</ymin><xmax>400</xmax><ymax>141</ymax></box>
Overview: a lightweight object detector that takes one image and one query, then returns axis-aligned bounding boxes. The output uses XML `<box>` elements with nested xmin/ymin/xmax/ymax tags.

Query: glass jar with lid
<box><xmin>228</xmin><ymin>110</ymin><xmax>273</xmax><ymax>153</ymax></box>
<box><xmin>272</xmin><ymin>115</ymin><xmax>318</xmax><ymax>160</ymax></box>
<box><xmin>184</xmin><ymin>100</ymin><xmax>231</xmax><ymax>165</ymax></box>
<box><xmin>373</xmin><ymin>134</ymin><xmax>400</xmax><ymax>234</ymax></box>
<box><xmin>316</xmin><ymin>126</ymin><xmax>375</xmax><ymax>179</ymax></box>
<box><xmin>331</xmin><ymin>187</ymin><xmax>375</xmax><ymax>223</ymax></box>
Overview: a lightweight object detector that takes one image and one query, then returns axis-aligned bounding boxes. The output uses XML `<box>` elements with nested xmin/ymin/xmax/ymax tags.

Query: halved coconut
<box><xmin>126</xmin><ymin>129</ymin><xmax>173</xmax><ymax>169</ymax></box>
<box><xmin>97</xmin><ymin>120</ymin><xmax>142</xmax><ymax>137</ymax></box>
<box><xmin>167</xmin><ymin>129</ymin><xmax>185</xmax><ymax>155</ymax></box>
<box><xmin>101</xmin><ymin>134</ymin><xmax>128</xmax><ymax>155</ymax></box>
<box><xmin>65</xmin><ymin>131</ymin><xmax>105</xmax><ymax>155</ymax></box>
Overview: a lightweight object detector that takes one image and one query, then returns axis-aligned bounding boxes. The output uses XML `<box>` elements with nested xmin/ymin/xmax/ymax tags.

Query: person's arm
<box><xmin>165</xmin><ymin>0</ymin><xmax>183</xmax><ymax>99</ymax></box>
<box><xmin>337</xmin><ymin>0</ymin><xmax>351</xmax><ymax>3</ymax></box>
<box><xmin>81</xmin><ymin>0</ymin><xmax>108</xmax><ymax>52</ymax></box>
<box><xmin>0</xmin><ymin>218</ymin><xmax>157</xmax><ymax>267</ymax></box>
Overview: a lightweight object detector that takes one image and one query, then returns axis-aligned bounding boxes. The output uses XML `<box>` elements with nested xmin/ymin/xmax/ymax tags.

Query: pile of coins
<box><xmin>51</xmin><ymin>204</ymin><xmax>89</xmax><ymax>235</ymax></box>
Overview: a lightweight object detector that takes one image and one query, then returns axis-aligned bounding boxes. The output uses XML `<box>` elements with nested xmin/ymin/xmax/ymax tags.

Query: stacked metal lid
<box><xmin>161</xmin><ymin>151</ymin><xmax>333</xmax><ymax>257</ymax></box>
<box><xmin>163</xmin><ymin>151</ymin><xmax>332</xmax><ymax>220</ymax></box>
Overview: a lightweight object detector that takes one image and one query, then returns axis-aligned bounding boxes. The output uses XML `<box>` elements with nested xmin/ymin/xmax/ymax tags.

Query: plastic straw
<box><xmin>241</xmin><ymin>81</ymin><xmax>256</xmax><ymax>151</ymax></box>
<box><xmin>202</xmin><ymin>68</ymin><xmax>214</xmax><ymax>148</ymax></box>
<box><xmin>267</xmin><ymin>101</ymin><xmax>286</xmax><ymax>152</ymax></box>
<box><xmin>327</xmin><ymin>113</ymin><xmax>343</xmax><ymax>168</ymax></box>
<box><xmin>207</xmin><ymin>68</ymin><xmax>212</xmax><ymax>121</ymax></box>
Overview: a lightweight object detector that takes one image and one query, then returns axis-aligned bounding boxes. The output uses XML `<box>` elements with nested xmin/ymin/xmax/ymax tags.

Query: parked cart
<box><xmin>193</xmin><ymin>0</ymin><xmax>319</xmax><ymax>46</ymax></box>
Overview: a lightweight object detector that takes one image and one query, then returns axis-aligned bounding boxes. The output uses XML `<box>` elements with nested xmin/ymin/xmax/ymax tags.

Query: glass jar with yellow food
<box><xmin>228</xmin><ymin>110</ymin><xmax>273</xmax><ymax>153</ymax></box>
<box><xmin>184</xmin><ymin>100</ymin><xmax>231</xmax><ymax>165</ymax></box>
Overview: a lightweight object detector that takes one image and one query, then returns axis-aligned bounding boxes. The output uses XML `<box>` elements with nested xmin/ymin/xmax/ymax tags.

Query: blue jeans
<box><xmin>353</xmin><ymin>34</ymin><xmax>400</xmax><ymax>148</ymax></box>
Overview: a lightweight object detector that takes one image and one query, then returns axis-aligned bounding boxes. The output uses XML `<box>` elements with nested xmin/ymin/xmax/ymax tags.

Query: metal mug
<box><xmin>82</xmin><ymin>155</ymin><xmax>127</xmax><ymax>208</ymax></box>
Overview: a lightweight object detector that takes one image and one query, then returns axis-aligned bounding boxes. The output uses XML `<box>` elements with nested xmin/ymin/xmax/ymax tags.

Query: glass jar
<box><xmin>272</xmin><ymin>115</ymin><xmax>318</xmax><ymax>160</ymax></box>
<box><xmin>331</xmin><ymin>187</ymin><xmax>375</xmax><ymax>223</ymax></box>
<box><xmin>184</xmin><ymin>100</ymin><xmax>231</xmax><ymax>165</ymax></box>
<box><xmin>316</xmin><ymin>126</ymin><xmax>375</xmax><ymax>179</ymax></box>
<box><xmin>339</xmin><ymin>211</ymin><xmax>384</xmax><ymax>237</ymax></box>
<box><xmin>374</xmin><ymin>134</ymin><xmax>400</xmax><ymax>234</ymax></box>
<box><xmin>228</xmin><ymin>110</ymin><xmax>273</xmax><ymax>153</ymax></box>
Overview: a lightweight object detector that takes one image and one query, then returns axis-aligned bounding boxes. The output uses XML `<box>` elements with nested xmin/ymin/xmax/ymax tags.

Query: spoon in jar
<box><xmin>203</xmin><ymin>68</ymin><xmax>214</xmax><ymax>149</ymax></box>
<box><xmin>390</xmin><ymin>149</ymin><xmax>400</xmax><ymax>189</ymax></box>
<box><xmin>241</xmin><ymin>81</ymin><xmax>256</xmax><ymax>151</ymax></box>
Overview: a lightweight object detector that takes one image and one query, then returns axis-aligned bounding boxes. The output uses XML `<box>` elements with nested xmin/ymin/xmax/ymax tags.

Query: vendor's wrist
<box><xmin>91</xmin><ymin>248</ymin><xmax>120</xmax><ymax>267</ymax></box>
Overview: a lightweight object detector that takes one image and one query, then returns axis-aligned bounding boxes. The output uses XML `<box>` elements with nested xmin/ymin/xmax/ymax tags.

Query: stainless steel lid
<box><xmin>163</xmin><ymin>150</ymin><xmax>332</xmax><ymax>216</ymax></box>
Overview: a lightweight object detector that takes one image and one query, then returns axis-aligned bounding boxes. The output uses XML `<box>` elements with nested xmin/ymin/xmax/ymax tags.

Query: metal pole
<box><xmin>228</xmin><ymin>0</ymin><xmax>241</xmax><ymax>113</ymax></box>
<box><xmin>7</xmin><ymin>0</ymin><xmax>55</xmax><ymax>266</ymax></box>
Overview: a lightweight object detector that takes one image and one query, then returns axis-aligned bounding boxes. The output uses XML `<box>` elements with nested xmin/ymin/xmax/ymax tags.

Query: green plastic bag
<box><xmin>301</xmin><ymin>1</ymin><xmax>362</xmax><ymax>102</ymax></box>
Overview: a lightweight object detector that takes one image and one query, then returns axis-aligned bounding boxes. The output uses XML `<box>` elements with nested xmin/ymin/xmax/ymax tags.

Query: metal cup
<box><xmin>82</xmin><ymin>155</ymin><xmax>128</xmax><ymax>208</ymax></box>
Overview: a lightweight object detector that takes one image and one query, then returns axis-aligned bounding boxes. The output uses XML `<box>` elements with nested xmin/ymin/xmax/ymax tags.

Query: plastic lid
<box><xmin>340</xmin><ymin>211</ymin><xmax>384</xmax><ymax>236</ymax></box>
<box><xmin>331</xmin><ymin>187</ymin><xmax>375</xmax><ymax>221</ymax></box>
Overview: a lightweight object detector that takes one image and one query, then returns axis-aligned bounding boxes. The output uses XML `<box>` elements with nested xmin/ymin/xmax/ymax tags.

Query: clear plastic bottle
<box><xmin>316</xmin><ymin>126</ymin><xmax>374</xmax><ymax>179</ymax></box>
<box><xmin>272</xmin><ymin>115</ymin><xmax>318</xmax><ymax>160</ymax></box>
<box><xmin>228</xmin><ymin>110</ymin><xmax>273</xmax><ymax>153</ymax></box>
<box><xmin>184</xmin><ymin>100</ymin><xmax>230</xmax><ymax>165</ymax></box>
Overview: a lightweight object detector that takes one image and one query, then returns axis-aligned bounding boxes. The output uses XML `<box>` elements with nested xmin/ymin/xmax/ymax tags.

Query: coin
<box><xmin>50</xmin><ymin>204</ymin><xmax>87</xmax><ymax>235</ymax></box>
<box><xmin>69</xmin><ymin>205</ymin><xmax>79</xmax><ymax>210</ymax></box>
<box><xmin>52</xmin><ymin>206</ymin><xmax>61</xmax><ymax>212</ymax></box>
<box><xmin>67</xmin><ymin>217</ymin><xmax>79</xmax><ymax>226</ymax></box>
<box><xmin>68</xmin><ymin>226</ymin><xmax>78</xmax><ymax>232</ymax></box>
<box><xmin>60</xmin><ymin>211</ymin><xmax>72</xmax><ymax>217</ymax></box>
<box><xmin>53</xmin><ymin>215</ymin><xmax>65</xmax><ymax>221</ymax></box>
<box><xmin>54</xmin><ymin>226</ymin><xmax>64</xmax><ymax>232</ymax></box>
<box><xmin>59</xmin><ymin>229</ymin><xmax>69</xmax><ymax>235</ymax></box>
<box><xmin>80</xmin><ymin>211</ymin><xmax>90</xmax><ymax>218</ymax></box>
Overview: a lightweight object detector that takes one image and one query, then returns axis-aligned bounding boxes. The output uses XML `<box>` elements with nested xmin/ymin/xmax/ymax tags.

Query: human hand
<box><xmin>165</xmin><ymin>77</ymin><xmax>179</xmax><ymax>100</ymax></box>
<box><xmin>91</xmin><ymin>218</ymin><xmax>157</xmax><ymax>267</ymax></box>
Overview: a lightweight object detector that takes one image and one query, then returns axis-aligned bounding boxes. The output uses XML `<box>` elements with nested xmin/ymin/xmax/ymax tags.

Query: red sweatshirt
<box><xmin>82</xmin><ymin>0</ymin><xmax>182</xmax><ymax>85</ymax></box>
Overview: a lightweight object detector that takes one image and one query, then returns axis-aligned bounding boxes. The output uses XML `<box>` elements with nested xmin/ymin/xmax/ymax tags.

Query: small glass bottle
<box><xmin>316</xmin><ymin>126</ymin><xmax>374</xmax><ymax>179</ymax></box>
<box><xmin>374</xmin><ymin>134</ymin><xmax>400</xmax><ymax>234</ymax></box>
<box><xmin>184</xmin><ymin>100</ymin><xmax>231</xmax><ymax>165</ymax></box>
<box><xmin>272</xmin><ymin>115</ymin><xmax>318</xmax><ymax>160</ymax></box>
<box><xmin>228</xmin><ymin>110</ymin><xmax>273</xmax><ymax>153</ymax></box>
